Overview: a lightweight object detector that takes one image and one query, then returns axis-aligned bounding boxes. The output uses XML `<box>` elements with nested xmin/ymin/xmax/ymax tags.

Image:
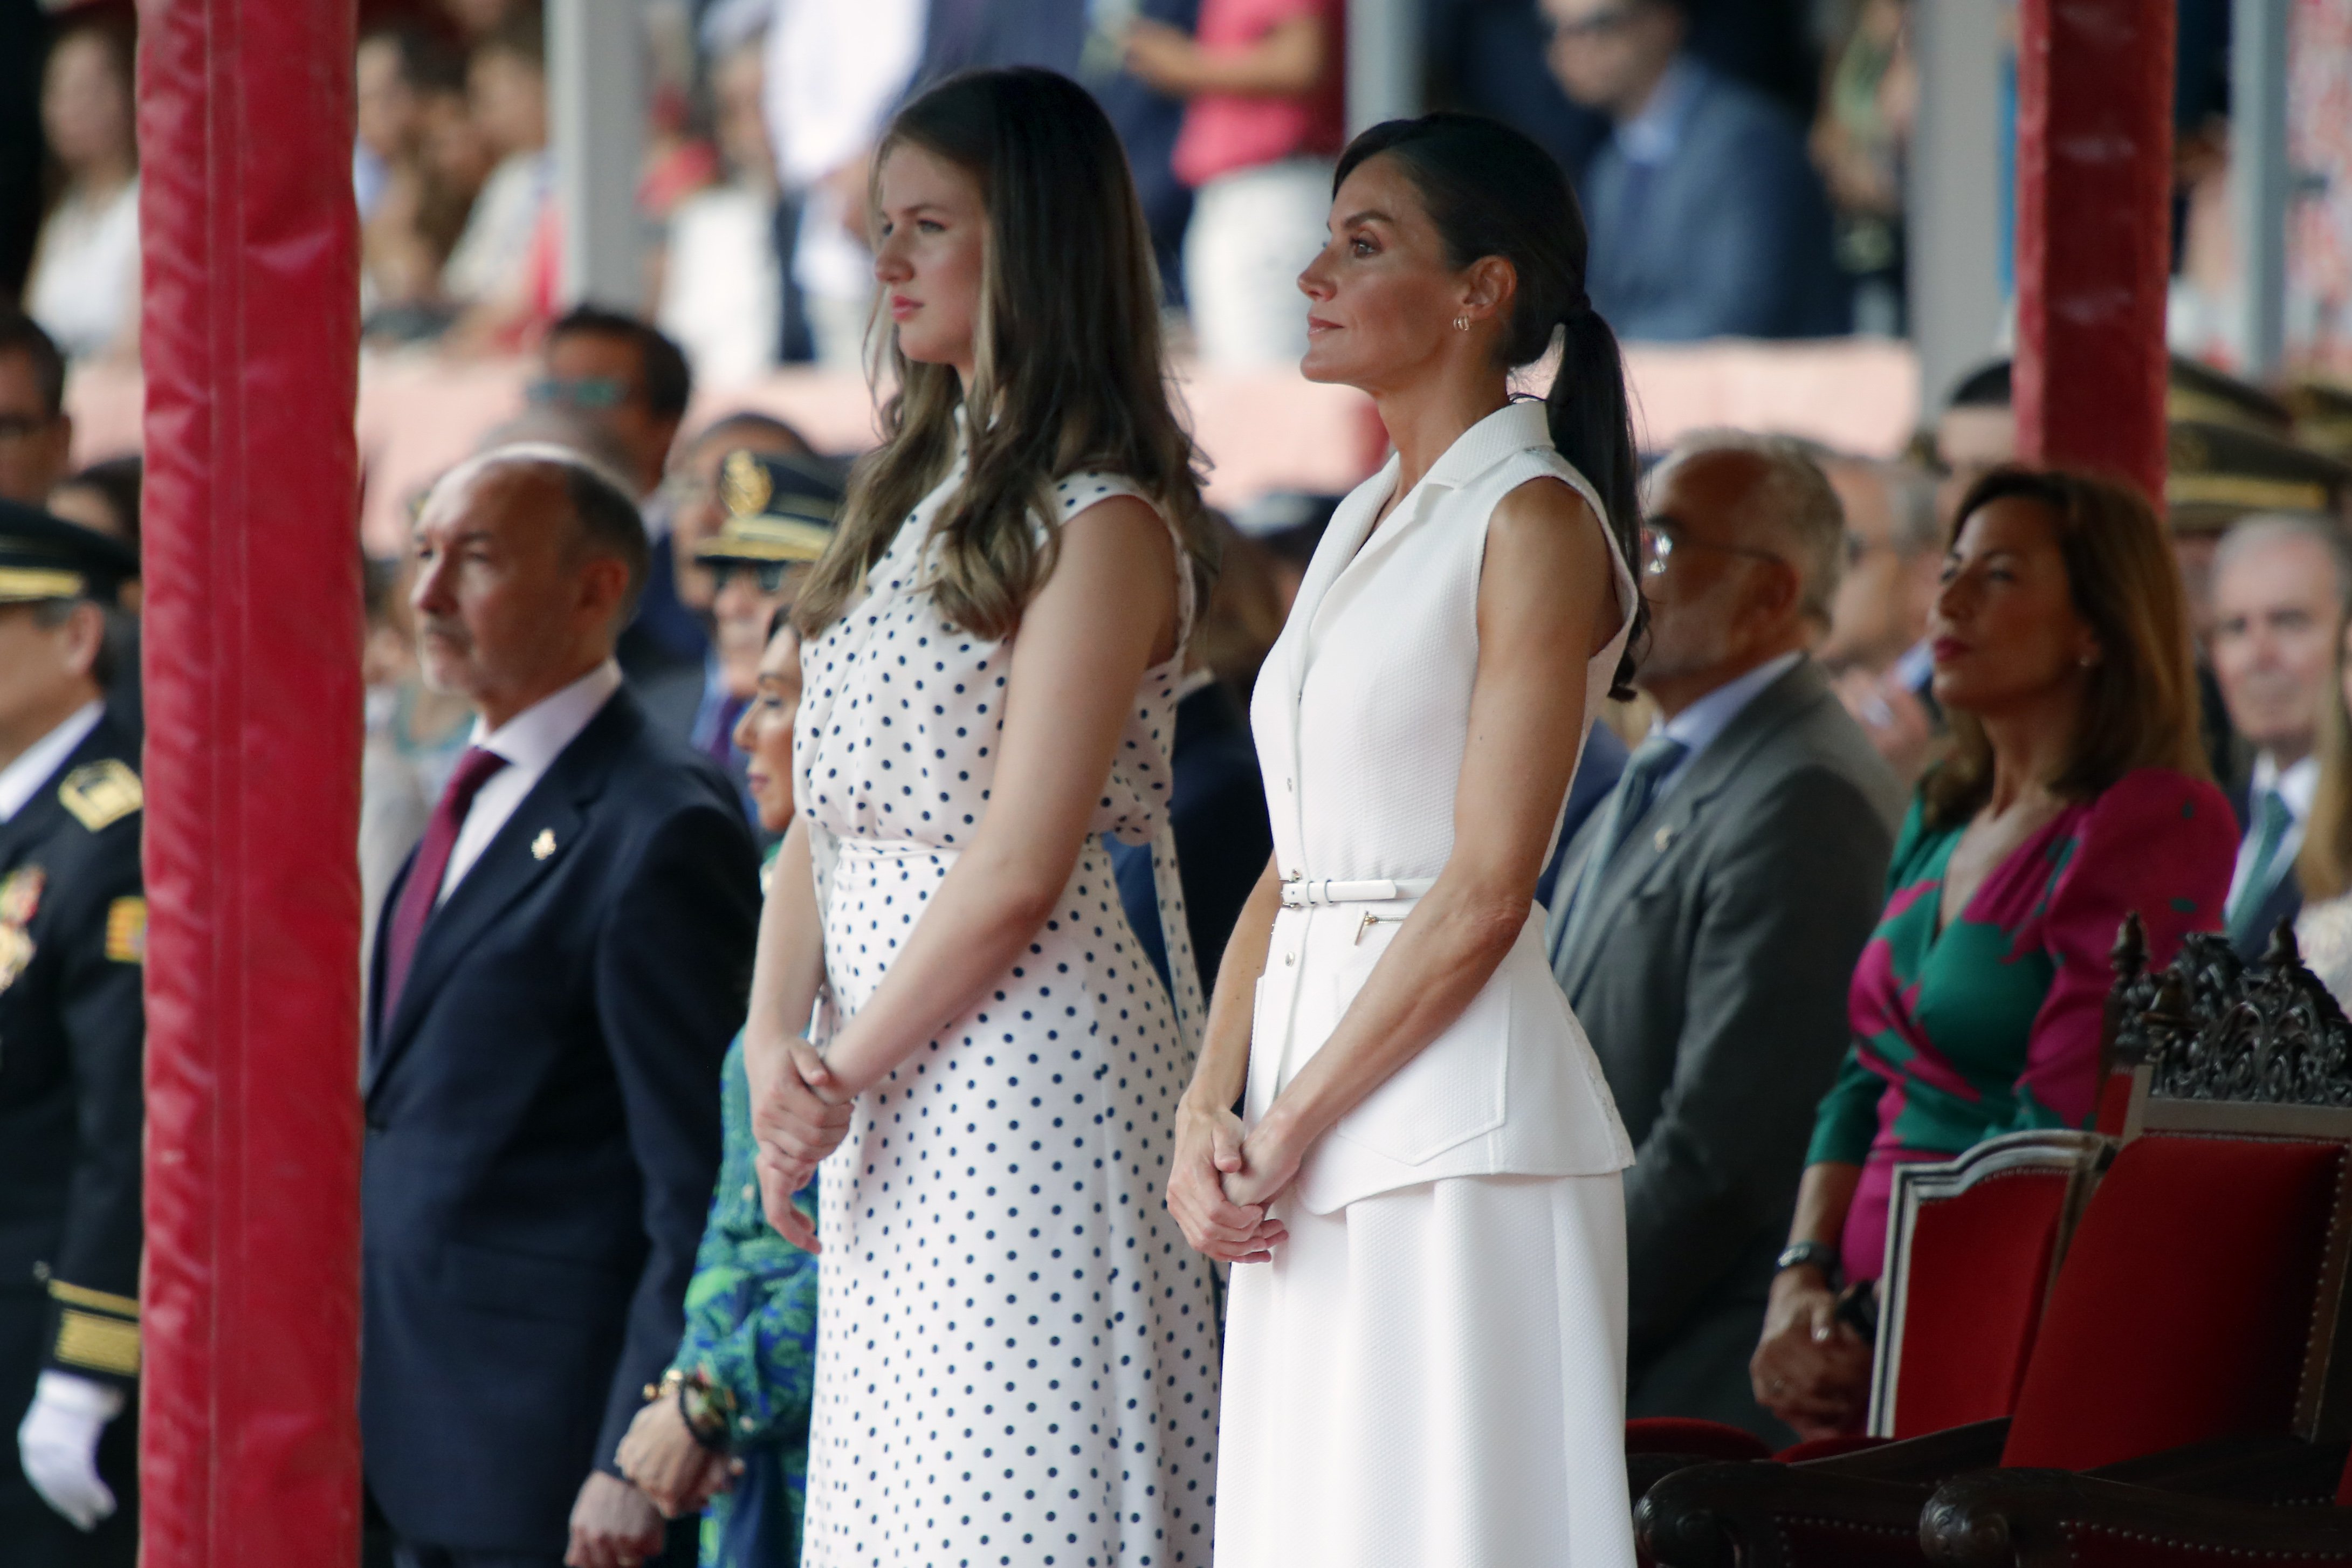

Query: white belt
<box><xmin>1280</xmin><ymin>876</ymin><xmax>1437</xmax><ymax>908</ymax></box>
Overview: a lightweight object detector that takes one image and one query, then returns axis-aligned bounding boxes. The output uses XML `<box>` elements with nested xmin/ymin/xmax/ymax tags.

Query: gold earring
<box><xmin>1453</xmin><ymin>316</ymin><xmax>1470</xmax><ymax>332</ymax></box>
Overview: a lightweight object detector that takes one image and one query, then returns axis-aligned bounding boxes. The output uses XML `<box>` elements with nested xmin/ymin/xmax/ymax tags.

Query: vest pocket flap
<box><xmin>1327</xmin><ymin>966</ymin><xmax>1510</xmax><ymax>1166</ymax></box>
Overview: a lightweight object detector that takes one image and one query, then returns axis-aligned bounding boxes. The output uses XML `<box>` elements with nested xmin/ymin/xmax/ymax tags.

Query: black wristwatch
<box><xmin>1774</xmin><ymin>1241</ymin><xmax>1840</xmax><ymax>1281</ymax></box>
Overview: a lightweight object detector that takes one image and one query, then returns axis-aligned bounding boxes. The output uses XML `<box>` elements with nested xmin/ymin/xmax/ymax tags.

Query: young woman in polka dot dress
<box><xmin>740</xmin><ymin>70</ymin><xmax>1222</xmax><ymax>1567</ymax></box>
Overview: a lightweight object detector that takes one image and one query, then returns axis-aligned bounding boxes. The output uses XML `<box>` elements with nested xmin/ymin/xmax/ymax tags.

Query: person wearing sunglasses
<box><xmin>1546</xmin><ymin>430</ymin><xmax>1905</xmax><ymax>1443</ymax></box>
<box><xmin>688</xmin><ymin>450</ymin><xmax>841</xmax><ymax>830</ymax></box>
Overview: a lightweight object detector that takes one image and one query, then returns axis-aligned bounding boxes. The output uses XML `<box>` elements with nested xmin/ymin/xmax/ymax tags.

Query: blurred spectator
<box><xmin>658</xmin><ymin>34</ymin><xmax>783</xmax><ymax>388</ymax></box>
<box><xmin>1124</xmin><ymin>0</ymin><xmax>1342</xmax><ymax>366</ymax></box>
<box><xmin>1819</xmin><ymin>453</ymin><xmax>1943</xmax><ymax>782</ymax></box>
<box><xmin>616</xmin><ymin>615</ymin><xmax>821</xmax><ymax>1567</ymax></box>
<box><xmin>663</xmin><ymin>411</ymin><xmax>816</xmax><ymax>618</ymax></box>
<box><xmin>912</xmin><ymin>0</ymin><xmax>1089</xmax><ymax>78</ymax></box>
<box><xmin>356</xmin><ymin>26</ymin><xmax>426</xmax><ymax>224</ymax></box>
<box><xmin>685</xmin><ymin>447</ymin><xmax>840</xmax><ymax>823</ymax></box>
<box><xmin>1547</xmin><ymin>434</ymin><xmax>1902</xmax><ymax>1442</ymax></box>
<box><xmin>1427</xmin><ymin>0</ymin><xmax>1610</xmax><ymax>182</ymax></box>
<box><xmin>362</xmin><ymin>33</ymin><xmax>490</xmax><ymax>338</ymax></box>
<box><xmin>2206</xmin><ymin>516</ymin><xmax>2352</xmax><ymax>959</ymax></box>
<box><xmin>2294</xmin><ymin>615</ymin><xmax>2352</xmax><ymax>1006</ymax></box>
<box><xmin>1934</xmin><ymin>359</ymin><xmax>2013</xmax><ymax>528</ymax></box>
<box><xmin>1544</xmin><ymin>0</ymin><xmax>1844</xmax><ymax>340</ymax></box>
<box><xmin>0</xmin><ymin>309</ymin><xmax>70</xmax><ymax>507</ymax></box>
<box><xmin>46</xmin><ymin>457</ymin><xmax>137</xmax><ymax>553</ymax></box>
<box><xmin>762</xmin><ymin>0</ymin><xmax>925</xmax><ymax>370</ymax></box>
<box><xmin>1092</xmin><ymin>0</ymin><xmax>1205</xmax><ymax>305</ymax></box>
<box><xmin>25</xmin><ymin>15</ymin><xmax>139</xmax><ymax>362</ymax></box>
<box><xmin>1756</xmin><ymin>467</ymin><xmax>2233</xmax><ymax>1439</ymax></box>
<box><xmin>1809</xmin><ymin>0</ymin><xmax>1912</xmax><ymax>335</ymax></box>
<box><xmin>439</xmin><ymin>11</ymin><xmax>553</xmax><ymax>345</ymax></box>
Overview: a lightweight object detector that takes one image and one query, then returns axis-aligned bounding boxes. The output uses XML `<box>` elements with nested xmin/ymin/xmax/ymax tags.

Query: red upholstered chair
<box><xmin>1639</xmin><ymin>928</ymin><xmax>2352</xmax><ymax>1568</ymax></box>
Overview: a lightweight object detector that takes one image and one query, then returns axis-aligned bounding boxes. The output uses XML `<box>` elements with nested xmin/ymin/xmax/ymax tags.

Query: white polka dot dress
<box><xmin>791</xmin><ymin>460</ymin><xmax>1220</xmax><ymax>1567</ymax></box>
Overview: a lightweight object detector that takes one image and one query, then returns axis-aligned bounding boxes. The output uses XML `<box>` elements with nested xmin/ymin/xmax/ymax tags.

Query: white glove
<box><xmin>17</xmin><ymin>1371</ymin><xmax>123</xmax><ymax>1530</ymax></box>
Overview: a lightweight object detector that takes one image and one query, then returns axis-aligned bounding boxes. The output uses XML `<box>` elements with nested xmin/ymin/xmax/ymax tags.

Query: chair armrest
<box><xmin>1923</xmin><ymin>1468</ymin><xmax>2352</xmax><ymax>1568</ymax></box>
<box><xmin>1638</xmin><ymin>1460</ymin><xmax>1935</xmax><ymax>1568</ymax></box>
<box><xmin>2090</xmin><ymin>1433</ymin><xmax>2349</xmax><ymax>1504</ymax></box>
<box><xmin>1799</xmin><ymin>1420</ymin><xmax>2012</xmax><ymax>1483</ymax></box>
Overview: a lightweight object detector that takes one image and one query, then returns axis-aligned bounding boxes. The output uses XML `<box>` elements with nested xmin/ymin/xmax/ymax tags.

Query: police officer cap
<box><xmin>0</xmin><ymin>497</ymin><xmax>137</xmax><ymax>607</ymax></box>
<box><xmin>696</xmin><ymin>449</ymin><xmax>844</xmax><ymax>568</ymax></box>
<box><xmin>2167</xmin><ymin>354</ymin><xmax>2294</xmax><ymax>436</ymax></box>
<box><xmin>2165</xmin><ymin>420</ymin><xmax>2352</xmax><ymax>535</ymax></box>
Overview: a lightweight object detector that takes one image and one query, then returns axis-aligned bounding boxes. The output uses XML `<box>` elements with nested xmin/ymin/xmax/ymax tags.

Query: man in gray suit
<box><xmin>1548</xmin><ymin>432</ymin><xmax>1904</xmax><ymax>1442</ymax></box>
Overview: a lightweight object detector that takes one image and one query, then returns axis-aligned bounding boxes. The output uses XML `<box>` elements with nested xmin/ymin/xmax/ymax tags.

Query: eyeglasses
<box><xmin>525</xmin><ymin>375</ymin><xmax>632</xmax><ymax>411</ymax></box>
<box><xmin>712</xmin><ymin>560</ymin><xmax>800</xmax><ymax>596</ymax></box>
<box><xmin>1641</xmin><ymin>518</ymin><xmax>1787</xmax><ymax>578</ymax></box>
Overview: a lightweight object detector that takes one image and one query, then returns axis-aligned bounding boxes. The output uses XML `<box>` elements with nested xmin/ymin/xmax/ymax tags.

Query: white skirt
<box><xmin>1214</xmin><ymin>1172</ymin><xmax>1636</xmax><ymax>1568</ymax></box>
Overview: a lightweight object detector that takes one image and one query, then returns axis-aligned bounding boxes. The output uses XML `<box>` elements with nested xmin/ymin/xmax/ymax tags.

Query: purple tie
<box><xmin>381</xmin><ymin>745</ymin><xmax>508</xmax><ymax>1021</ymax></box>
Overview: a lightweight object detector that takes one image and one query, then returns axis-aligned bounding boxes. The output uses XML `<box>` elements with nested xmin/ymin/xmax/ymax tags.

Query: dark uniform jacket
<box><xmin>360</xmin><ymin>690</ymin><xmax>760</xmax><ymax>1556</ymax></box>
<box><xmin>0</xmin><ymin>711</ymin><xmax>146</xmax><ymax>1390</ymax></box>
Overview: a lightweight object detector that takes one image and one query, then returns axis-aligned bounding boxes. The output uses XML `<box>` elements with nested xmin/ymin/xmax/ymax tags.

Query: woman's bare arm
<box><xmin>810</xmin><ymin>496</ymin><xmax>1179</xmax><ymax>1094</ymax></box>
<box><xmin>1170</xmin><ymin>856</ymin><xmax>1287</xmax><ymax>1260</ymax></box>
<box><xmin>1227</xmin><ymin>476</ymin><xmax>1617</xmax><ymax>1205</ymax></box>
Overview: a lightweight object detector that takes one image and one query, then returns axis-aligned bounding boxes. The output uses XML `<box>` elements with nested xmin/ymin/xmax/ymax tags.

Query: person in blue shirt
<box><xmin>1542</xmin><ymin>0</ymin><xmax>1846</xmax><ymax>340</ymax></box>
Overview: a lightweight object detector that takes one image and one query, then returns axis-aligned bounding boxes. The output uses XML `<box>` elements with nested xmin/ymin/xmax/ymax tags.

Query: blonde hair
<box><xmin>793</xmin><ymin>69</ymin><xmax>1208</xmax><ymax>641</ymax></box>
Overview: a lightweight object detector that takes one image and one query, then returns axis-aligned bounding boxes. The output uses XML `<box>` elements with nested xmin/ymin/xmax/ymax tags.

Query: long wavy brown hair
<box><xmin>793</xmin><ymin>68</ymin><xmax>1209</xmax><ymax>640</ymax></box>
<box><xmin>1921</xmin><ymin>467</ymin><xmax>2210</xmax><ymax>830</ymax></box>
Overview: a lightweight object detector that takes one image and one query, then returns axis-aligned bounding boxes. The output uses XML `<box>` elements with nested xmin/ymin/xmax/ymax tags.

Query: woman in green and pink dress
<box><xmin>1751</xmin><ymin>467</ymin><xmax>2236</xmax><ymax>1440</ymax></box>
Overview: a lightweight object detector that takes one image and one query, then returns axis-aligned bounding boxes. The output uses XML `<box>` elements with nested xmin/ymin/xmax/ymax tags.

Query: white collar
<box><xmin>1655</xmin><ymin>650</ymin><xmax>1803</xmax><ymax>761</ymax></box>
<box><xmin>0</xmin><ymin>701</ymin><xmax>105</xmax><ymax>823</ymax></box>
<box><xmin>2251</xmin><ymin>751</ymin><xmax>2321</xmax><ymax>823</ymax></box>
<box><xmin>468</xmin><ymin>661</ymin><xmax>624</xmax><ymax>773</ymax></box>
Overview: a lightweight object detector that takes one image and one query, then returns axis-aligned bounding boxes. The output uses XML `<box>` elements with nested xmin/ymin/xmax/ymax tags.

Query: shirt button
<box><xmin>1284</xmin><ymin>777</ymin><xmax>1294</xmax><ymax>792</ymax></box>
<box><xmin>1285</xmin><ymin>952</ymin><xmax>1295</xmax><ymax>966</ymax></box>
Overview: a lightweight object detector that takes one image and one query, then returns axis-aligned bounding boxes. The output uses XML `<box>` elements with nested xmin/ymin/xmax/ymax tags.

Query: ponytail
<box><xmin>1546</xmin><ymin>306</ymin><xmax>1646</xmax><ymax>698</ymax></box>
<box><xmin>1337</xmin><ymin>112</ymin><xmax>1647</xmax><ymax>697</ymax></box>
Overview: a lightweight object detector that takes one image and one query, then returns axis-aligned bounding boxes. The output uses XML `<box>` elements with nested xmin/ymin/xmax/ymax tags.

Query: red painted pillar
<box><xmin>2012</xmin><ymin>0</ymin><xmax>2178</xmax><ymax>502</ymax></box>
<box><xmin>137</xmin><ymin>1</ymin><xmax>366</xmax><ymax>1563</ymax></box>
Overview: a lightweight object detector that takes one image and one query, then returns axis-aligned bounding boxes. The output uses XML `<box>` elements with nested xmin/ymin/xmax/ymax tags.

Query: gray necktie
<box><xmin>1557</xmin><ymin>733</ymin><xmax>1690</xmax><ymax>964</ymax></box>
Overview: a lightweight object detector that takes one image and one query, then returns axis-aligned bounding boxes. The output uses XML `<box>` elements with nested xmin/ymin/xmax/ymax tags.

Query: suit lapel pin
<box><xmin>531</xmin><ymin>829</ymin><xmax>557</xmax><ymax>861</ymax></box>
<box><xmin>1653</xmin><ymin>824</ymin><xmax>1675</xmax><ymax>853</ymax></box>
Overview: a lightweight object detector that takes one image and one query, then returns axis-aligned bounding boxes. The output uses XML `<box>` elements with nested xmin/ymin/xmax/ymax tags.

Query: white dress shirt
<box><xmin>0</xmin><ymin>702</ymin><xmax>104</xmax><ymax>823</ymax></box>
<box><xmin>2226</xmin><ymin>749</ymin><xmax>2320</xmax><ymax>911</ymax></box>
<box><xmin>1647</xmin><ymin>649</ymin><xmax>1804</xmax><ymax>804</ymax></box>
<box><xmin>437</xmin><ymin>662</ymin><xmax>622</xmax><ymax>903</ymax></box>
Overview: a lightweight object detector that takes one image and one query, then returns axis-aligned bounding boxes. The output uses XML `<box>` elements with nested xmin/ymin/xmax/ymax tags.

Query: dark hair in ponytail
<box><xmin>1335</xmin><ymin>113</ymin><xmax>1646</xmax><ymax>696</ymax></box>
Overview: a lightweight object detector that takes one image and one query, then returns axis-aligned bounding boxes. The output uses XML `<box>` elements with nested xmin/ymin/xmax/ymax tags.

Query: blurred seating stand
<box><xmin>62</xmin><ymin>338</ymin><xmax>1923</xmax><ymax>558</ymax></box>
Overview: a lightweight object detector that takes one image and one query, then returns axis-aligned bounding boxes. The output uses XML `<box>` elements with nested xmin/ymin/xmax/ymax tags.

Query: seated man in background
<box><xmin>2207</xmin><ymin>514</ymin><xmax>2352</xmax><ymax>959</ymax></box>
<box><xmin>1819</xmin><ymin>453</ymin><xmax>1943</xmax><ymax>783</ymax></box>
<box><xmin>1547</xmin><ymin>432</ymin><xmax>1904</xmax><ymax>1442</ymax></box>
<box><xmin>1543</xmin><ymin>0</ymin><xmax>1844</xmax><ymax>340</ymax></box>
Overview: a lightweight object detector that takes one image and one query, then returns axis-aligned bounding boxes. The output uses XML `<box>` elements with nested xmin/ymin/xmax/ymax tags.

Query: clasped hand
<box><xmin>1166</xmin><ymin>1098</ymin><xmax>1297</xmax><ymax>1263</ymax></box>
<box><xmin>751</xmin><ymin>1037</ymin><xmax>852</xmax><ymax>1252</ymax></box>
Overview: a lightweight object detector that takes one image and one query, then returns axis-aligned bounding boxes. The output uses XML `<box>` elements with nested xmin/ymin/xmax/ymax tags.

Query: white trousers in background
<box><xmin>1184</xmin><ymin>157</ymin><xmax>1333</xmax><ymax>368</ymax></box>
<box><xmin>1214</xmin><ymin>1172</ymin><xmax>1638</xmax><ymax>1568</ymax></box>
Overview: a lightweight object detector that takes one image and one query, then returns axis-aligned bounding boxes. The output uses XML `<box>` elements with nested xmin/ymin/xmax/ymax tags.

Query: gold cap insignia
<box><xmin>532</xmin><ymin>828</ymin><xmax>557</xmax><ymax>861</ymax></box>
<box><xmin>58</xmin><ymin>759</ymin><xmax>142</xmax><ymax>832</ymax></box>
<box><xmin>720</xmin><ymin>450</ymin><xmax>773</xmax><ymax>520</ymax></box>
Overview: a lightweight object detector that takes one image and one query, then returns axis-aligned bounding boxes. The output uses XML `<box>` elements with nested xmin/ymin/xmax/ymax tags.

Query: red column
<box><xmin>2012</xmin><ymin>0</ymin><xmax>2178</xmax><ymax>501</ymax></box>
<box><xmin>137</xmin><ymin>1</ymin><xmax>365</xmax><ymax>1563</ymax></box>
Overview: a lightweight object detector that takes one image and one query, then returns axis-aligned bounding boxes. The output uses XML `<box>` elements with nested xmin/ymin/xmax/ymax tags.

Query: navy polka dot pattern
<box><xmin>792</xmin><ymin>463</ymin><xmax>1219</xmax><ymax>1566</ymax></box>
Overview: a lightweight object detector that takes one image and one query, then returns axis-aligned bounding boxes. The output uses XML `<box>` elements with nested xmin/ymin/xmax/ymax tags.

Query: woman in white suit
<box><xmin>1166</xmin><ymin>113</ymin><xmax>1648</xmax><ymax>1566</ymax></box>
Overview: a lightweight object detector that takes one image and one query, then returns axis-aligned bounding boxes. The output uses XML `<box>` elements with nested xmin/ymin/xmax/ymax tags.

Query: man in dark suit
<box><xmin>0</xmin><ymin>503</ymin><xmax>143</xmax><ymax>1567</ymax></box>
<box><xmin>1546</xmin><ymin>434</ymin><xmax>1903</xmax><ymax>1442</ymax></box>
<box><xmin>2207</xmin><ymin>514</ymin><xmax>2352</xmax><ymax>960</ymax></box>
<box><xmin>363</xmin><ymin>448</ymin><xmax>760</xmax><ymax>1568</ymax></box>
<box><xmin>1541</xmin><ymin>0</ymin><xmax>1844</xmax><ymax>340</ymax></box>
